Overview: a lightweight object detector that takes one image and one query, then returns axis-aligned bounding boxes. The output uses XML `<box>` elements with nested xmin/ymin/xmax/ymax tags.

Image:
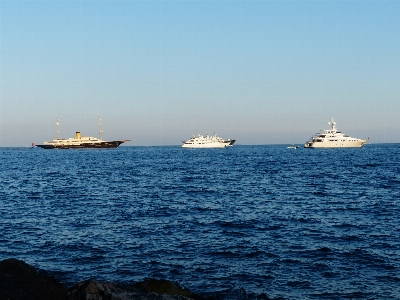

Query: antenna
<box><xmin>56</xmin><ymin>116</ymin><xmax>60</xmax><ymax>139</ymax></box>
<box><xmin>98</xmin><ymin>114</ymin><xmax>103</xmax><ymax>140</ymax></box>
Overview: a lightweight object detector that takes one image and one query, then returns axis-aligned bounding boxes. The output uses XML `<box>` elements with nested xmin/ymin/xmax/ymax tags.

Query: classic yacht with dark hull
<box><xmin>182</xmin><ymin>133</ymin><xmax>236</xmax><ymax>148</ymax></box>
<box><xmin>36</xmin><ymin>117</ymin><xmax>130</xmax><ymax>149</ymax></box>
<box><xmin>304</xmin><ymin>119</ymin><xmax>368</xmax><ymax>148</ymax></box>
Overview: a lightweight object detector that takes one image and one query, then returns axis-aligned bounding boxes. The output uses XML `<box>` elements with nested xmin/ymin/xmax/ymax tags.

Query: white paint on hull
<box><xmin>305</xmin><ymin>140</ymin><xmax>368</xmax><ymax>148</ymax></box>
<box><xmin>182</xmin><ymin>142</ymin><xmax>227</xmax><ymax>148</ymax></box>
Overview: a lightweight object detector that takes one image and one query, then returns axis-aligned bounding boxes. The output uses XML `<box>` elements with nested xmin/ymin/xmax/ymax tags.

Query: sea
<box><xmin>1</xmin><ymin>144</ymin><xmax>399</xmax><ymax>299</ymax></box>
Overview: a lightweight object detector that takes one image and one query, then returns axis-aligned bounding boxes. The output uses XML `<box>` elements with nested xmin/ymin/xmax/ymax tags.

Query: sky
<box><xmin>1</xmin><ymin>0</ymin><xmax>399</xmax><ymax>146</ymax></box>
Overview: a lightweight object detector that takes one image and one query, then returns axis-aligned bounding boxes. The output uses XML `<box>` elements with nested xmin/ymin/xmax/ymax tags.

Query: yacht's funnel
<box><xmin>76</xmin><ymin>132</ymin><xmax>81</xmax><ymax>139</ymax></box>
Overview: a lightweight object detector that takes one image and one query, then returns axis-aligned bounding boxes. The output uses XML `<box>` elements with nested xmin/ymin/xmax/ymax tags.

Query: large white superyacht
<box><xmin>304</xmin><ymin>119</ymin><xmax>368</xmax><ymax>148</ymax></box>
<box><xmin>36</xmin><ymin>116</ymin><xmax>130</xmax><ymax>149</ymax></box>
<box><xmin>182</xmin><ymin>133</ymin><xmax>236</xmax><ymax>148</ymax></box>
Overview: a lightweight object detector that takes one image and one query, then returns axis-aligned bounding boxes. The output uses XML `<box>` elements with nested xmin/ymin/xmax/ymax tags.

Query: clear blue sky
<box><xmin>1</xmin><ymin>0</ymin><xmax>399</xmax><ymax>146</ymax></box>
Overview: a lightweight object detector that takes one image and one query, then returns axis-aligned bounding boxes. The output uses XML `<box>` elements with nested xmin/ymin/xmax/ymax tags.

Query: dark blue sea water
<box><xmin>1</xmin><ymin>144</ymin><xmax>400</xmax><ymax>299</ymax></box>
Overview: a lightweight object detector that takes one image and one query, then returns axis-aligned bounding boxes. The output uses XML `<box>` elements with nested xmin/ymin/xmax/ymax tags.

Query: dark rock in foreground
<box><xmin>68</xmin><ymin>278</ymin><xmax>205</xmax><ymax>300</ymax></box>
<box><xmin>0</xmin><ymin>258</ymin><xmax>68</xmax><ymax>300</ymax></box>
<box><xmin>132</xmin><ymin>278</ymin><xmax>204</xmax><ymax>300</ymax></box>
<box><xmin>1</xmin><ymin>258</ymin><xmax>232</xmax><ymax>300</ymax></box>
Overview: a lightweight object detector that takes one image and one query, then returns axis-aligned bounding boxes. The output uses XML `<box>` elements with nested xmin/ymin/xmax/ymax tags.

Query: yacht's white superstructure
<box><xmin>304</xmin><ymin>119</ymin><xmax>368</xmax><ymax>148</ymax></box>
<box><xmin>182</xmin><ymin>133</ymin><xmax>235</xmax><ymax>148</ymax></box>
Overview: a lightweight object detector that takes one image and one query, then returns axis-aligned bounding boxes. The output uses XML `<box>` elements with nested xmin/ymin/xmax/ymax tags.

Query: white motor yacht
<box><xmin>182</xmin><ymin>133</ymin><xmax>235</xmax><ymax>148</ymax></box>
<box><xmin>304</xmin><ymin>119</ymin><xmax>368</xmax><ymax>148</ymax></box>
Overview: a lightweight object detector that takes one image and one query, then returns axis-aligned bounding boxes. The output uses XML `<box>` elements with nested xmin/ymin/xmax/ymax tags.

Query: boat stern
<box><xmin>304</xmin><ymin>141</ymin><xmax>313</xmax><ymax>148</ymax></box>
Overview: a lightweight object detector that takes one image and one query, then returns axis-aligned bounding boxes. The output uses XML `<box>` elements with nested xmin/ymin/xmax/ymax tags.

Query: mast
<box><xmin>98</xmin><ymin>114</ymin><xmax>103</xmax><ymax>140</ymax></box>
<box><xmin>56</xmin><ymin>116</ymin><xmax>60</xmax><ymax>139</ymax></box>
<box><xmin>331</xmin><ymin>118</ymin><xmax>337</xmax><ymax>132</ymax></box>
<box><xmin>328</xmin><ymin>118</ymin><xmax>337</xmax><ymax>132</ymax></box>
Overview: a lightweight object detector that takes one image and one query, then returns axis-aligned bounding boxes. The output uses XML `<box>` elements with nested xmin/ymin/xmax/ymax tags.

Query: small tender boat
<box><xmin>304</xmin><ymin>118</ymin><xmax>368</xmax><ymax>148</ymax></box>
<box><xmin>287</xmin><ymin>145</ymin><xmax>299</xmax><ymax>149</ymax></box>
<box><xmin>182</xmin><ymin>132</ymin><xmax>236</xmax><ymax>148</ymax></box>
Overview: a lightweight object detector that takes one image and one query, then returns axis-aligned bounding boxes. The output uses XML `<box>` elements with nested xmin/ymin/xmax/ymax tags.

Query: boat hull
<box><xmin>304</xmin><ymin>140</ymin><xmax>368</xmax><ymax>148</ymax></box>
<box><xmin>182</xmin><ymin>142</ymin><xmax>227</xmax><ymax>148</ymax></box>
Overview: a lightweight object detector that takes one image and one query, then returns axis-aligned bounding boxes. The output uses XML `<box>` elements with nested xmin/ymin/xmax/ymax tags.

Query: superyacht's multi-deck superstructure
<box><xmin>36</xmin><ymin>116</ymin><xmax>130</xmax><ymax>149</ymax></box>
<box><xmin>182</xmin><ymin>133</ymin><xmax>235</xmax><ymax>148</ymax></box>
<box><xmin>304</xmin><ymin>119</ymin><xmax>368</xmax><ymax>148</ymax></box>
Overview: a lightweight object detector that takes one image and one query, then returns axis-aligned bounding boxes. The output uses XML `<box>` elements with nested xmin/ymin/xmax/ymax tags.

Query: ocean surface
<box><xmin>1</xmin><ymin>144</ymin><xmax>399</xmax><ymax>299</ymax></box>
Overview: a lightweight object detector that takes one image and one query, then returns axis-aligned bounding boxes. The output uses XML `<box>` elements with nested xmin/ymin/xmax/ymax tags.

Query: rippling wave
<box><xmin>1</xmin><ymin>144</ymin><xmax>400</xmax><ymax>299</ymax></box>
